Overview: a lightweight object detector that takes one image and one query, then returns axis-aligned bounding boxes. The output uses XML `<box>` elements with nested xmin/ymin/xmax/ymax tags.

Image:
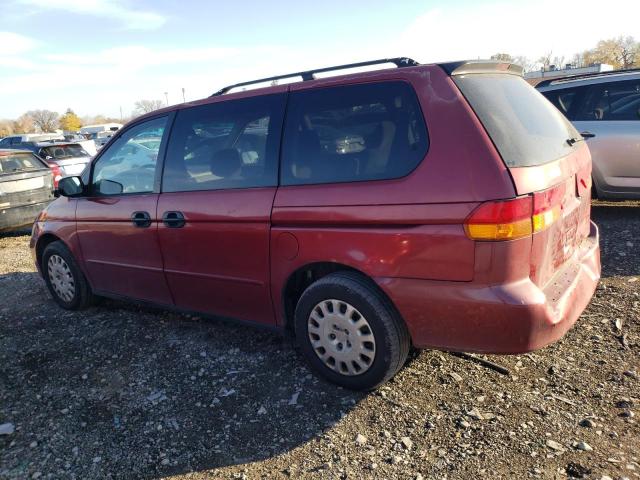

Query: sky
<box><xmin>0</xmin><ymin>0</ymin><xmax>638</xmax><ymax>119</ymax></box>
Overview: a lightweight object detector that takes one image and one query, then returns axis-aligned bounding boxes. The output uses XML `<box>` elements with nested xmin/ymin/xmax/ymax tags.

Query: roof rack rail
<box><xmin>211</xmin><ymin>57</ymin><xmax>419</xmax><ymax>96</ymax></box>
<box><xmin>535</xmin><ymin>67</ymin><xmax>640</xmax><ymax>88</ymax></box>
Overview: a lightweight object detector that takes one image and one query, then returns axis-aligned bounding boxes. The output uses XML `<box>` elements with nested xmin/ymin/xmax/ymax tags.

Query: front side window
<box><xmin>91</xmin><ymin>116</ymin><xmax>167</xmax><ymax>195</ymax></box>
<box><xmin>575</xmin><ymin>80</ymin><xmax>640</xmax><ymax>121</ymax></box>
<box><xmin>281</xmin><ymin>82</ymin><xmax>428</xmax><ymax>185</ymax></box>
<box><xmin>162</xmin><ymin>94</ymin><xmax>286</xmax><ymax>193</ymax></box>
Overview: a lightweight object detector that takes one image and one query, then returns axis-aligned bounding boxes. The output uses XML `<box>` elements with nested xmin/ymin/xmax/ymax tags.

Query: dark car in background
<box><xmin>0</xmin><ymin>150</ymin><xmax>53</xmax><ymax>232</ymax></box>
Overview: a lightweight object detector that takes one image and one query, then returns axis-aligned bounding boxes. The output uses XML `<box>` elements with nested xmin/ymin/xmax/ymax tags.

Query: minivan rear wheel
<box><xmin>294</xmin><ymin>271</ymin><xmax>410</xmax><ymax>390</ymax></box>
<box><xmin>42</xmin><ymin>241</ymin><xmax>94</xmax><ymax>310</ymax></box>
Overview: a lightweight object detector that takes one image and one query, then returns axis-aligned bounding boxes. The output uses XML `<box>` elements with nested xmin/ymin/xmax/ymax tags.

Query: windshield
<box><xmin>454</xmin><ymin>74</ymin><xmax>581</xmax><ymax>167</ymax></box>
<box><xmin>40</xmin><ymin>144</ymin><xmax>90</xmax><ymax>159</ymax></box>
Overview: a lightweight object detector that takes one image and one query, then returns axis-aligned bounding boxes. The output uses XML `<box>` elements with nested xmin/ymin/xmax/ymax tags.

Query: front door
<box><xmin>76</xmin><ymin>115</ymin><xmax>174</xmax><ymax>305</ymax></box>
<box><xmin>156</xmin><ymin>91</ymin><xmax>287</xmax><ymax>324</ymax></box>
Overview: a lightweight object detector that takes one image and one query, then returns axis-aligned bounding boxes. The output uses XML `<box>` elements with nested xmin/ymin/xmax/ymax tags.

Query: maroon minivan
<box><xmin>30</xmin><ymin>59</ymin><xmax>600</xmax><ymax>390</ymax></box>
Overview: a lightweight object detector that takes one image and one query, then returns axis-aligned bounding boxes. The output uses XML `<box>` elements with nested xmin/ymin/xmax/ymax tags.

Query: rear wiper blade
<box><xmin>566</xmin><ymin>136</ymin><xmax>584</xmax><ymax>146</ymax></box>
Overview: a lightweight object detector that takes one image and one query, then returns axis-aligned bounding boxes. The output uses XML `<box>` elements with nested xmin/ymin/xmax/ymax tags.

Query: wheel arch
<box><xmin>36</xmin><ymin>233</ymin><xmax>63</xmax><ymax>269</ymax></box>
<box><xmin>281</xmin><ymin>262</ymin><xmax>403</xmax><ymax>336</ymax></box>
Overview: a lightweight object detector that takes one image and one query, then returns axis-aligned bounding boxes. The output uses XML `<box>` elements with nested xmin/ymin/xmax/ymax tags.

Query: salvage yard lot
<box><xmin>0</xmin><ymin>202</ymin><xmax>638</xmax><ymax>480</ymax></box>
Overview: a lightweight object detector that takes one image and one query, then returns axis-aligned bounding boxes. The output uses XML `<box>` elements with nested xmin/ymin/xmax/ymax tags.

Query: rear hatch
<box><xmin>0</xmin><ymin>152</ymin><xmax>54</xmax><ymax>208</ymax></box>
<box><xmin>451</xmin><ymin>65</ymin><xmax>593</xmax><ymax>288</ymax></box>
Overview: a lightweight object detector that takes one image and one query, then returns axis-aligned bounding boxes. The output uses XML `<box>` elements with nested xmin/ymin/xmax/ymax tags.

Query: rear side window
<box><xmin>575</xmin><ymin>80</ymin><xmax>640</xmax><ymax>121</ymax></box>
<box><xmin>455</xmin><ymin>74</ymin><xmax>580</xmax><ymax>168</ymax></box>
<box><xmin>0</xmin><ymin>153</ymin><xmax>43</xmax><ymax>173</ymax></box>
<box><xmin>281</xmin><ymin>82</ymin><xmax>428</xmax><ymax>186</ymax></box>
<box><xmin>162</xmin><ymin>94</ymin><xmax>286</xmax><ymax>192</ymax></box>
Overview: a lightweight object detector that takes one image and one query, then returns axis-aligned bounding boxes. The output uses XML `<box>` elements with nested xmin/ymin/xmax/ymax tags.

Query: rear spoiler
<box><xmin>439</xmin><ymin>60</ymin><xmax>524</xmax><ymax>76</ymax></box>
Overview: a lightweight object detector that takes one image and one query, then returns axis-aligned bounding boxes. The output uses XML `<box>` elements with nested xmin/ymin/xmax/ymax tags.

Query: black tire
<box><xmin>294</xmin><ymin>271</ymin><xmax>411</xmax><ymax>390</ymax></box>
<box><xmin>42</xmin><ymin>241</ymin><xmax>94</xmax><ymax>310</ymax></box>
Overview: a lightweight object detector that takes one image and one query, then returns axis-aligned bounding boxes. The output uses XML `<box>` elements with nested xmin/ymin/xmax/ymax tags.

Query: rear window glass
<box><xmin>281</xmin><ymin>81</ymin><xmax>428</xmax><ymax>185</ymax></box>
<box><xmin>0</xmin><ymin>153</ymin><xmax>43</xmax><ymax>173</ymax></box>
<box><xmin>454</xmin><ymin>74</ymin><xmax>581</xmax><ymax>167</ymax></box>
<box><xmin>40</xmin><ymin>144</ymin><xmax>90</xmax><ymax>159</ymax></box>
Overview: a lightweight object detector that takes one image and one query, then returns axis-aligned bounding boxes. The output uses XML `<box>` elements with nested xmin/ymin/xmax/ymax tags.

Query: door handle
<box><xmin>162</xmin><ymin>211</ymin><xmax>186</xmax><ymax>228</ymax></box>
<box><xmin>131</xmin><ymin>211</ymin><xmax>152</xmax><ymax>228</ymax></box>
<box><xmin>580</xmin><ymin>131</ymin><xmax>596</xmax><ymax>139</ymax></box>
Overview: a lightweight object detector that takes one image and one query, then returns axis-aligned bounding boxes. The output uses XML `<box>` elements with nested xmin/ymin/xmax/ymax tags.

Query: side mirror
<box><xmin>56</xmin><ymin>176</ymin><xmax>84</xmax><ymax>197</ymax></box>
<box><xmin>95</xmin><ymin>179</ymin><xmax>124</xmax><ymax>195</ymax></box>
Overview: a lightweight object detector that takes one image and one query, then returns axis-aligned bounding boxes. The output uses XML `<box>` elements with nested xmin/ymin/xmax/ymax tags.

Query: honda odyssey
<box><xmin>30</xmin><ymin>58</ymin><xmax>601</xmax><ymax>390</ymax></box>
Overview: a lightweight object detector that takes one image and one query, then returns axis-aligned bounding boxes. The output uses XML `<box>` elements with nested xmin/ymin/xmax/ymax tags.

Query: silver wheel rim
<box><xmin>307</xmin><ymin>299</ymin><xmax>376</xmax><ymax>376</ymax></box>
<box><xmin>47</xmin><ymin>254</ymin><xmax>76</xmax><ymax>302</ymax></box>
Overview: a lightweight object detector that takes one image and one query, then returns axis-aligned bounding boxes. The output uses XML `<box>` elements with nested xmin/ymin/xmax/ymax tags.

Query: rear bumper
<box><xmin>376</xmin><ymin>221</ymin><xmax>600</xmax><ymax>354</ymax></box>
<box><xmin>0</xmin><ymin>201</ymin><xmax>51</xmax><ymax>232</ymax></box>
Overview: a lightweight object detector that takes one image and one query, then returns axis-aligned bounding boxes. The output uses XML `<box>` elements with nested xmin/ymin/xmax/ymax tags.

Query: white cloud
<box><xmin>43</xmin><ymin>45</ymin><xmax>241</xmax><ymax>69</ymax></box>
<box><xmin>2</xmin><ymin>0</ymin><xmax>640</xmax><ymax>118</ymax></box>
<box><xmin>0</xmin><ymin>31</ymin><xmax>38</xmax><ymax>54</ymax></box>
<box><xmin>18</xmin><ymin>0</ymin><xmax>165</xmax><ymax>30</ymax></box>
<box><xmin>393</xmin><ymin>0</ymin><xmax>640</xmax><ymax>64</ymax></box>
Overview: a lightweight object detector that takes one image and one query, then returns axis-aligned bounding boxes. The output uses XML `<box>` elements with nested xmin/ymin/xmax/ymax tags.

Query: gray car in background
<box><xmin>0</xmin><ymin>150</ymin><xmax>53</xmax><ymax>231</ymax></box>
<box><xmin>537</xmin><ymin>70</ymin><xmax>640</xmax><ymax>199</ymax></box>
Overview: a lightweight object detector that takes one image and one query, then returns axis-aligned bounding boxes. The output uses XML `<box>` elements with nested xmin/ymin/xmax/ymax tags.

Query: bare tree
<box><xmin>552</xmin><ymin>55</ymin><xmax>566</xmax><ymax>68</ymax></box>
<box><xmin>571</xmin><ymin>52</ymin><xmax>586</xmax><ymax>68</ymax></box>
<box><xmin>513</xmin><ymin>55</ymin><xmax>535</xmax><ymax>72</ymax></box>
<box><xmin>25</xmin><ymin>110</ymin><xmax>59</xmax><ymax>133</ymax></box>
<box><xmin>617</xmin><ymin>36</ymin><xmax>639</xmax><ymax>68</ymax></box>
<box><xmin>0</xmin><ymin>120</ymin><xmax>14</xmax><ymax>137</ymax></box>
<box><xmin>132</xmin><ymin>99</ymin><xmax>165</xmax><ymax>117</ymax></box>
<box><xmin>583</xmin><ymin>36</ymin><xmax>640</xmax><ymax>69</ymax></box>
<box><xmin>12</xmin><ymin>114</ymin><xmax>35</xmax><ymax>134</ymax></box>
<box><xmin>537</xmin><ymin>51</ymin><xmax>553</xmax><ymax>70</ymax></box>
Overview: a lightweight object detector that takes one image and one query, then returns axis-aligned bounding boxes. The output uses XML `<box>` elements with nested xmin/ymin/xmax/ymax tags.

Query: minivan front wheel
<box><xmin>42</xmin><ymin>241</ymin><xmax>94</xmax><ymax>310</ymax></box>
<box><xmin>294</xmin><ymin>272</ymin><xmax>410</xmax><ymax>390</ymax></box>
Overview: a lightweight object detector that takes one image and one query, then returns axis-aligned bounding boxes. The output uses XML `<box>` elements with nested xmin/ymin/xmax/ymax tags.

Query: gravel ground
<box><xmin>0</xmin><ymin>202</ymin><xmax>638</xmax><ymax>480</ymax></box>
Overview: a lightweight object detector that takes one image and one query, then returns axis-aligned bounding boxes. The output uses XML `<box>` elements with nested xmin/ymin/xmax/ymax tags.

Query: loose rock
<box><xmin>0</xmin><ymin>423</ymin><xmax>15</xmax><ymax>435</ymax></box>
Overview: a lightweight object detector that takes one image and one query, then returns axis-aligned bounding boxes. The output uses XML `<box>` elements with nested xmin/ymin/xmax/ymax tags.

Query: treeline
<box><xmin>0</xmin><ymin>99</ymin><xmax>167</xmax><ymax>137</ymax></box>
<box><xmin>492</xmin><ymin>35</ymin><xmax>640</xmax><ymax>72</ymax></box>
<box><xmin>0</xmin><ymin>109</ymin><xmax>124</xmax><ymax>137</ymax></box>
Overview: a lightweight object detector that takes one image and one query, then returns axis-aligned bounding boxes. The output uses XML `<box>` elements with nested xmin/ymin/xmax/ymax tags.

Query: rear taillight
<box><xmin>48</xmin><ymin>163</ymin><xmax>63</xmax><ymax>188</ymax></box>
<box><xmin>465</xmin><ymin>184</ymin><xmax>564</xmax><ymax>241</ymax></box>
<box><xmin>532</xmin><ymin>182</ymin><xmax>565</xmax><ymax>233</ymax></box>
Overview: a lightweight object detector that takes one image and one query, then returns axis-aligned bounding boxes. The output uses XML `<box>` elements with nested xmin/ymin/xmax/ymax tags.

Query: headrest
<box><xmin>210</xmin><ymin>148</ymin><xmax>241</xmax><ymax>178</ymax></box>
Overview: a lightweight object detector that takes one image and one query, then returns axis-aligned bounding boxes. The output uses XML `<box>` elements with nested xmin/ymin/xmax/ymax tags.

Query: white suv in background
<box><xmin>537</xmin><ymin>70</ymin><xmax>640</xmax><ymax>199</ymax></box>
